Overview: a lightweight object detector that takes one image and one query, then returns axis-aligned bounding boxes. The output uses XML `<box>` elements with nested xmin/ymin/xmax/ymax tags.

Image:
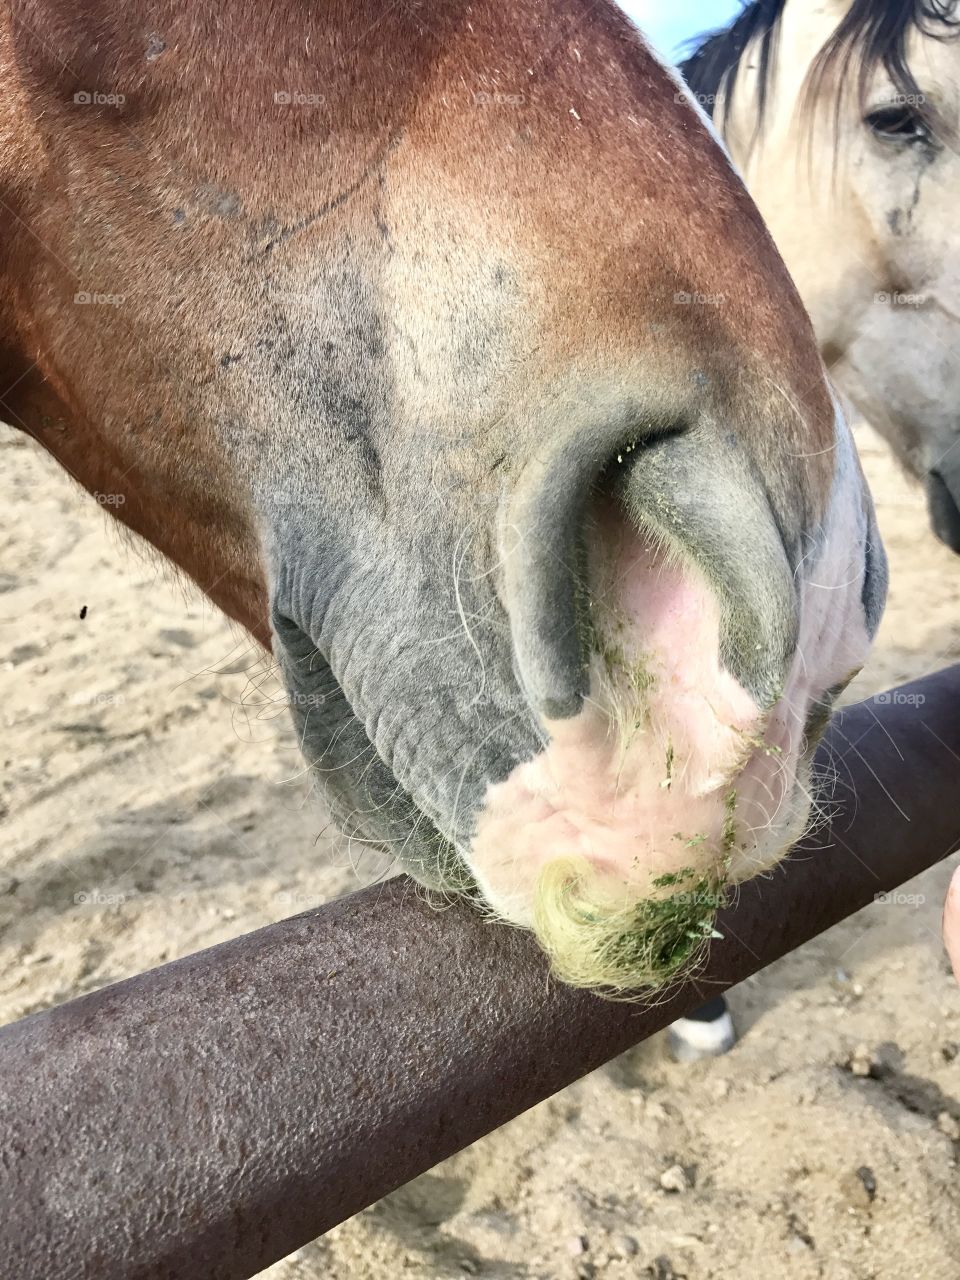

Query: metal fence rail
<box><xmin>2</xmin><ymin>666</ymin><xmax>959</xmax><ymax>1280</ymax></box>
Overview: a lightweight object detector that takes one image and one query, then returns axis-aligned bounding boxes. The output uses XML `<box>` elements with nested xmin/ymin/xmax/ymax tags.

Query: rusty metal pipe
<box><xmin>1</xmin><ymin>667</ymin><xmax>959</xmax><ymax>1280</ymax></box>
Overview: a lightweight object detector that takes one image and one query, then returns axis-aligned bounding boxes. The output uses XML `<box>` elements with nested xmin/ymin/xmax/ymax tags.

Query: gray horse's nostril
<box><xmin>498</xmin><ymin>394</ymin><xmax>664</xmax><ymax>725</ymax></box>
<box><xmin>500</xmin><ymin>416</ymin><xmax>800</xmax><ymax>725</ymax></box>
<box><xmin>614</xmin><ymin>431</ymin><xmax>799</xmax><ymax>708</ymax></box>
<box><xmin>500</xmin><ymin>466</ymin><xmax>592</xmax><ymax>725</ymax></box>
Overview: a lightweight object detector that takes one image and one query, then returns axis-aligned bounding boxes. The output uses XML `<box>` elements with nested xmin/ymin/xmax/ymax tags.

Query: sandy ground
<box><xmin>1</xmin><ymin>422</ymin><xmax>958</xmax><ymax>1280</ymax></box>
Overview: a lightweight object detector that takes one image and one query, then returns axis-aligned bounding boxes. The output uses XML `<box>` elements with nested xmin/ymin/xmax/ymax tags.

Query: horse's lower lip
<box><xmin>926</xmin><ymin>469</ymin><xmax>960</xmax><ymax>553</ymax></box>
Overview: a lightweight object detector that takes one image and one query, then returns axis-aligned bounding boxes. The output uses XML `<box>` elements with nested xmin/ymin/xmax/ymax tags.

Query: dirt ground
<box><xmin>1</xmin><ymin>421</ymin><xmax>958</xmax><ymax>1280</ymax></box>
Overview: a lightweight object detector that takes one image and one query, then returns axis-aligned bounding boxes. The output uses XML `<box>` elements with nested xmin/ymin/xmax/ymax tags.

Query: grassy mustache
<box><xmin>532</xmin><ymin>853</ymin><xmax>730</xmax><ymax>997</ymax></box>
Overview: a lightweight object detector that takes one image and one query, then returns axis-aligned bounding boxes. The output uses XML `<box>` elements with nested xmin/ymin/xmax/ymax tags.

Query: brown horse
<box><xmin>0</xmin><ymin>0</ymin><xmax>886</xmax><ymax>992</ymax></box>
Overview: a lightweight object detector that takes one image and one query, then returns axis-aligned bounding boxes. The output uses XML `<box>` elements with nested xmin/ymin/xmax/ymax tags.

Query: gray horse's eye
<box><xmin>864</xmin><ymin>104</ymin><xmax>933</xmax><ymax>146</ymax></box>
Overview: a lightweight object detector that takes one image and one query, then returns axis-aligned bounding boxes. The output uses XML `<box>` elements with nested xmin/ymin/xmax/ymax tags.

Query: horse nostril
<box><xmin>500</xmin><ymin>484</ymin><xmax>590</xmax><ymax>725</ymax></box>
<box><xmin>499</xmin><ymin>428</ymin><xmax>688</xmax><ymax>725</ymax></box>
<box><xmin>500</xmin><ymin>416</ymin><xmax>801</xmax><ymax>723</ymax></box>
<box><xmin>498</xmin><ymin>407</ymin><xmax>662</xmax><ymax>725</ymax></box>
<box><xmin>610</xmin><ymin>432</ymin><xmax>798</xmax><ymax>708</ymax></box>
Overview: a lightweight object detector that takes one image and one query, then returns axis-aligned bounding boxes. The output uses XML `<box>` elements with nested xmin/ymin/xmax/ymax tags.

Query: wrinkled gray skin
<box><xmin>254</xmin><ymin>271</ymin><xmax>880</xmax><ymax>894</ymax></box>
<box><xmin>256</xmin><ymin>256</ymin><xmax>539</xmax><ymax>890</ymax></box>
<box><xmin>263</xmin><ymin>378</ymin><xmax>782</xmax><ymax>891</ymax></box>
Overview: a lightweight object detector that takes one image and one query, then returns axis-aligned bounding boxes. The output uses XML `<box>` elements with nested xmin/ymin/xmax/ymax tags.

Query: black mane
<box><xmin>680</xmin><ymin>0</ymin><xmax>960</xmax><ymax>137</ymax></box>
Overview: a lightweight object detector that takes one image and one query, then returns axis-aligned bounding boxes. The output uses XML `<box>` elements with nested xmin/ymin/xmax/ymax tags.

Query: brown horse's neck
<box><xmin>0</xmin><ymin>350</ymin><xmax>271</xmax><ymax>645</ymax></box>
<box><xmin>0</xmin><ymin>12</ymin><xmax>270</xmax><ymax>645</ymax></box>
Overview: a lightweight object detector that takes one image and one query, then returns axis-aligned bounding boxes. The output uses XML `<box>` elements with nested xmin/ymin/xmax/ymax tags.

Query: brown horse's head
<box><xmin>0</xmin><ymin>0</ymin><xmax>886</xmax><ymax>990</ymax></box>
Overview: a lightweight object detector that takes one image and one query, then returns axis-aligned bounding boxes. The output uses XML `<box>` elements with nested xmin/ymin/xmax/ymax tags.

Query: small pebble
<box><xmin>847</xmin><ymin>1043</ymin><xmax>875</xmax><ymax>1077</ymax></box>
<box><xmin>568</xmin><ymin>1235</ymin><xmax>589</xmax><ymax>1256</ymax></box>
<box><xmin>839</xmin><ymin>1165</ymin><xmax>876</xmax><ymax>1211</ymax></box>
<box><xmin>617</xmin><ymin>1234</ymin><xmax>639</xmax><ymax>1257</ymax></box>
<box><xmin>659</xmin><ymin>1164</ymin><xmax>689</xmax><ymax>1194</ymax></box>
<box><xmin>856</xmin><ymin>1166</ymin><xmax>878</xmax><ymax>1200</ymax></box>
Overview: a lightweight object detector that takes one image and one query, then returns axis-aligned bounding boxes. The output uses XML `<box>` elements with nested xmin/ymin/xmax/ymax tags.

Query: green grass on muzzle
<box><xmin>533</xmin><ymin>859</ymin><xmax>729</xmax><ymax>998</ymax></box>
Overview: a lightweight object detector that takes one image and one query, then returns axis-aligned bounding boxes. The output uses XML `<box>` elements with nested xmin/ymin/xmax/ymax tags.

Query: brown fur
<box><xmin>0</xmin><ymin>0</ymin><xmax>835</xmax><ymax>649</ymax></box>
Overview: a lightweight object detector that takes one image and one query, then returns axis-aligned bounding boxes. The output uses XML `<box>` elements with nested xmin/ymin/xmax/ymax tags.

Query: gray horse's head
<box><xmin>683</xmin><ymin>0</ymin><xmax>960</xmax><ymax>551</ymax></box>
